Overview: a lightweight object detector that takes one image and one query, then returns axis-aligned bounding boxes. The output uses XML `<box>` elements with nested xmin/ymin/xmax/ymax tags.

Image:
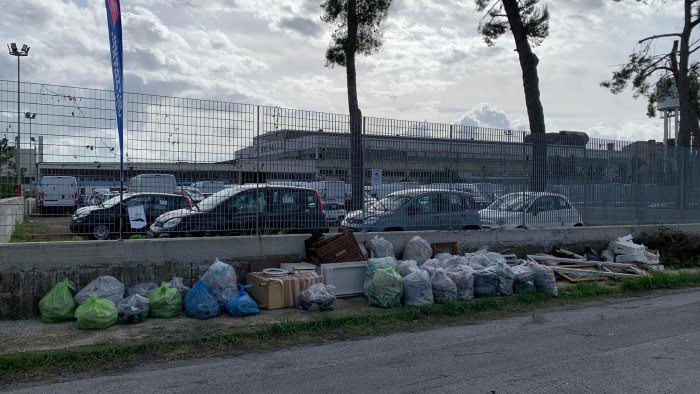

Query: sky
<box><xmin>0</xmin><ymin>0</ymin><xmax>691</xmax><ymax>145</ymax></box>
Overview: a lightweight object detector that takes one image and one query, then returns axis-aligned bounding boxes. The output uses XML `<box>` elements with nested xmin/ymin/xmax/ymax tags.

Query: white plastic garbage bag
<box><xmin>431</xmin><ymin>268</ymin><xmax>458</xmax><ymax>304</ymax></box>
<box><xmin>366</xmin><ymin>236</ymin><xmax>395</xmax><ymax>258</ymax></box>
<box><xmin>402</xmin><ymin>236</ymin><xmax>433</xmax><ymax>265</ymax></box>
<box><xmin>403</xmin><ymin>269</ymin><xmax>433</xmax><ymax>306</ymax></box>
<box><xmin>397</xmin><ymin>260</ymin><xmax>419</xmax><ymax>277</ymax></box>
<box><xmin>75</xmin><ymin>276</ymin><xmax>125</xmax><ymax>307</ymax></box>
<box><xmin>446</xmin><ymin>266</ymin><xmax>474</xmax><ymax>301</ymax></box>
<box><xmin>528</xmin><ymin>261</ymin><xmax>558</xmax><ymax>297</ymax></box>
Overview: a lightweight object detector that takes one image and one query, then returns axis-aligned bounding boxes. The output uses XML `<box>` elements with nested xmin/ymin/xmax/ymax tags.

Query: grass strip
<box><xmin>9</xmin><ymin>219</ymin><xmax>35</xmax><ymax>243</ymax></box>
<box><xmin>2</xmin><ymin>271</ymin><xmax>700</xmax><ymax>385</ymax></box>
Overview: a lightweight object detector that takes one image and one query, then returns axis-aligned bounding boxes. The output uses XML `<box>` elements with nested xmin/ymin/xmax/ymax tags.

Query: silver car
<box><xmin>479</xmin><ymin>192</ymin><xmax>584</xmax><ymax>229</ymax></box>
<box><xmin>340</xmin><ymin>189</ymin><xmax>481</xmax><ymax>232</ymax></box>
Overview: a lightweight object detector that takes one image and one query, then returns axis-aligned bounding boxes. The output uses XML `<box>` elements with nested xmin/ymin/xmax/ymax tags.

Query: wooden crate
<box><xmin>309</xmin><ymin>231</ymin><xmax>365</xmax><ymax>264</ymax></box>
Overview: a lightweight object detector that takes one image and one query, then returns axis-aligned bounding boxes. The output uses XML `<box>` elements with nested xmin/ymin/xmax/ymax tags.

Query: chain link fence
<box><xmin>1</xmin><ymin>79</ymin><xmax>699</xmax><ymax>241</ymax></box>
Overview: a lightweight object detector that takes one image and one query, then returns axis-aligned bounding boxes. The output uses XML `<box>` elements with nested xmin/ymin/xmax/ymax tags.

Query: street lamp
<box><xmin>25</xmin><ymin>112</ymin><xmax>36</xmax><ymax>187</ymax></box>
<box><xmin>8</xmin><ymin>42</ymin><xmax>30</xmax><ymax>196</ymax></box>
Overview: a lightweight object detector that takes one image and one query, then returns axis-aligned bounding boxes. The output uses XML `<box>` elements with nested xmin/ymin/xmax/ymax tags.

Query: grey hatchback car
<box><xmin>340</xmin><ymin>189</ymin><xmax>481</xmax><ymax>232</ymax></box>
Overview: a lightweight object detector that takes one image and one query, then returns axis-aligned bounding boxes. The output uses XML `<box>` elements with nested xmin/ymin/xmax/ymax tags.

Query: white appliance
<box><xmin>280</xmin><ymin>262</ymin><xmax>318</xmax><ymax>273</ymax></box>
<box><xmin>317</xmin><ymin>261</ymin><xmax>367</xmax><ymax>297</ymax></box>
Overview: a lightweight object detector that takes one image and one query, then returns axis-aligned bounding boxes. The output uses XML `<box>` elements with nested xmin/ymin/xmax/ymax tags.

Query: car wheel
<box><xmin>574</xmin><ymin>223</ymin><xmax>584</xmax><ymax>227</ymax></box>
<box><xmin>93</xmin><ymin>225</ymin><xmax>111</xmax><ymax>240</ymax></box>
<box><xmin>463</xmin><ymin>225</ymin><xmax>481</xmax><ymax>231</ymax></box>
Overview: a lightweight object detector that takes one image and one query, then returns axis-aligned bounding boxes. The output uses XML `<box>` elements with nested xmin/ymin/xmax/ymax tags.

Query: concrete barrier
<box><xmin>0</xmin><ymin>197</ymin><xmax>25</xmax><ymax>244</ymax></box>
<box><xmin>2</xmin><ymin>223</ymin><xmax>700</xmax><ymax>319</ymax></box>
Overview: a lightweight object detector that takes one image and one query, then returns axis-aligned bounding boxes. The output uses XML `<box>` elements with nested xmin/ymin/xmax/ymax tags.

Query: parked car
<box><xmin>70</xmin><ymin>192</ymin><xmax>191</xmax><ymax>239</ymax></box>
<box><xmin>36</xmin><ymin>176</ymin><xmax>79</xmax><ymax>214</ymax></box>
<box><xmin>147</xmin><ymin>185</ymin><xmax>327</xmax><ymax>238</ymax></box>
<box><xmin>340</xmin><ymin>189</ymin><xmax>481</xmax><ymax>232</ymax></box>
<box><xmin>323</xmin><ymin>201</ymin><xmax>347</xmax><ymax>225</ymax></box>
<box><xmin>479</xmin><ymin>192</ymin><xmax>584</xmax><ymax>229</ymax></box>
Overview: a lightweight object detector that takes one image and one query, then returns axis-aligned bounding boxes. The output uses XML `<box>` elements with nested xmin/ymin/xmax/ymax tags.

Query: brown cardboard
<box><xmin>246</xmin><ymin>272</ymin><xmax>322</xmax><ymax>309</ymax></box>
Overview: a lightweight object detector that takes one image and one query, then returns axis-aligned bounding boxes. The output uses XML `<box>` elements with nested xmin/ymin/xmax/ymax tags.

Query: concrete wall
<box><xmin>0</xmin><ymin>197</ymin><xmax>25</xmax><ymax>243</ymax></box>
<box><xmin>2</xmin><ymin>223</ymin><xmax>700</xmax><ymax>319</ymax></box>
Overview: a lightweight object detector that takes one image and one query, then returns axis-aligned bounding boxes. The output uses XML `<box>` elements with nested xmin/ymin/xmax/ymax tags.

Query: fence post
<box><xmin>255</xmin><ymin>105</ymin><xmax>260</xmax><ymax>236</ymax></box>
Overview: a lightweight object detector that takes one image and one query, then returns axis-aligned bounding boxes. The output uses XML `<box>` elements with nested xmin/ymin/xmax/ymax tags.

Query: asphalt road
<box><xmin>8</xmin><ymin>289</ymin><xmax>700</xmax><ymax>393</ymax></box>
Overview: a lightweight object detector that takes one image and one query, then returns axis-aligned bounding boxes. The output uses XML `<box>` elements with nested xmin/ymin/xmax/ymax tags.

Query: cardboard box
<box><xmin>280</xmin><ymin>262</ymin><xmax>318</xmax><ymax>273</ymax></box>
<box><xmin>246</xmin><ymin>272</ymin><xmax>323</xmax><ymax>309</ymax></box>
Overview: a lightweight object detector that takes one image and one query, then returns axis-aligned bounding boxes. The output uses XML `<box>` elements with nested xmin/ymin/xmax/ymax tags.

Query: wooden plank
<box><xmin>548</xmin><ymin>266</ymin><xmax>643</xmax><ymax>278</ymax></box>
<box><xmin>555</xmin><ymin>271</ymin><xmax>605</xmax><ymax>283</ymax></box>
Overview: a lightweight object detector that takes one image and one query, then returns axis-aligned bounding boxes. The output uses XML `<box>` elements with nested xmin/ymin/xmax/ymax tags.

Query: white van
<box><xmin>129</xmin><ymin>174</ymin><xmax>177</xmax><ymax>194</ymax></box>
<box><xmin>191</xmin><ymin>181</ymin><xmax>225</xmax><ymax>197</ymax></box>
<box><xmin>37</xmin><ymin>176</ymin><xmax>79</xmax><ymax>213</ymax></box>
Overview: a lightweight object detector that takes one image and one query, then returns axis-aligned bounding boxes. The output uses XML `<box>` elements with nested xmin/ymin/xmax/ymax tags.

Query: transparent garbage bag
<box><xmin>445</xmin><ymin>266</ymin><xmax>474</xmax><ymax>301</ymax></box>
<box><xmin>148</xmin><ymin>282</ymin><xmax>182</xmax><ymax>318</ymax></box>
<box><xmin>368</xmin><ymin>267</ymin><xmax>403</xmax><ymax>308</ymax></box>
<box><xmin>75</xmin><ymin>294</ymin><xmax>118</xmax><ymax>330</ymax></box>
<box><xmin>127</xmin><ymin>282</ymin><xmax>158</xmax><ymax>298</ymax></box>
<box><xmin>473</xmin><ymin>266</ymin><xmax>499</xmax><ymax>297</ymax></box>
<box><xmin>39</xmin><ymin>278</ymin><xmax>78</xmax><ymax>323</ymax></box>
<box><xmin>202</xmin><ymin>258</ymin><xmax>238</xmax><ymax>307</ymax></box>
<box><xmin>396</xmin><ymin>260</ymin><xmax>419</xmax><ymax>277</ymax></box>
<box><xmin>494</xmin><ymin>264</ymin><xmax>516</xmax><ymax>296</ymax></box>
<box><xmin>117</xmin><ymin>294</ymin><xmax>149</xmax><ymax>324</ymax></box>
<box><xmin>366</xmin><ymin>236</ymin><xmax>395</xmax><ymax>258</ymax></box>
<box><xmin>226</xmin><ymin>284</ymin><xmax>260</xmax><ymax>317</ymax></box>
<box><xmin>420</xmin><ymin>258</ymin><xmax>442</xmax><ymax>274</ymax></box>
<box><xmin>528</xmin><ymin>261</ymin><xmax>558</xmax><ymax>297</ymax></box>
<box><xmin>431</xmin><ymin>268</ymin><xmax>458</xmax><ymax>304</ymax></box>
<box><xmin>402</xmin><ymin>269</ymin><xmax>433</xmax><ymax>306</ymax></box>
<box><xmin>401</xmin><ymin>236</ymin><xmax>433</xmax><ymax>265</ymax></box>
<box><xmin>168</xmin><ymin>277</ymin><xmax>191</xmax><ymax>297</ymax></box>
<box><xmin>364</xmin><ymin>256</ymin><xmax>398</xmax><ymax>297</ymax></box>
<box><xmin>74</xmin><ymin>276</ymin><xmax>125</xmax><ymax>307</ymax></box>
<box><xmin>185</xmin><ymin>280</ymin><xmax>221</xmax><ymax>320</ymax></box>
<box><xmin>298</xmin><ymin>283</ymin><xmax>337</xmax><ymax>311</ymax></box>
<box><xmin>511</xmin><ymin>264</ymin><xmax>536</xmax><ymax>293</ymax></box>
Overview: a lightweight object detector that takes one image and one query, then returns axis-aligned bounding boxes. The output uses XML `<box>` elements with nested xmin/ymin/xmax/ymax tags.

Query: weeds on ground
<box><xmin>128</xmin><ymin>234</ymin><xmax>146</xmax><ymax>240</ymax></box>
<box><xmin>9</xmin><ymin>220</ymin><xmax>34</xmax><ymax>243</ymax></box>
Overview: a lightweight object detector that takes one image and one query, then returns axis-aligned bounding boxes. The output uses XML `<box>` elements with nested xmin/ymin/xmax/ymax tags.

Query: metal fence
<box><xmin>1</xmin><ymin>79</ymin><xmax>699</xmax><ymax>241</ymax></box>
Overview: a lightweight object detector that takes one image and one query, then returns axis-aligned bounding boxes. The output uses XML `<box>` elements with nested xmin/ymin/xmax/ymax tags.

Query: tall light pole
<box><xmin>25</xmin><ymin>112</ymin><xmax>36</xmax><ymax>187</ymax></box>
<box><xmin>8</xmin><ymin>43</ymin><xmax>30</xmax><ymax>196</ymax></box>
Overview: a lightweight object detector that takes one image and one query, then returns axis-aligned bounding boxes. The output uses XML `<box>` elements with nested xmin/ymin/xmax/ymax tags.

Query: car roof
<box><xmin>501</xmin><ymin>192</ymin><xmax>568</xmax><ymax>198</ymax></box>
<box><xmin>236</xmin><ymin>184</ymin><xmax>316</xmax><ymax>192</ymax></box>
<box><xmin>121</xmin><ymin>192</ymin><xmax>185</xmax><ymax>198</ymax></box>
<box><xmin>388</xmin><ymin>188</ymin><xmax>473</xmax><ymax>196</ymax></box>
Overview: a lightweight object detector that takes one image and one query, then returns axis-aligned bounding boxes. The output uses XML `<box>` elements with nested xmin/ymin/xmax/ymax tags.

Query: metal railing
<box><xmin>1</xmin><ymin>79</ymin><xmax>698</xmax><ymax>241</ymax></box>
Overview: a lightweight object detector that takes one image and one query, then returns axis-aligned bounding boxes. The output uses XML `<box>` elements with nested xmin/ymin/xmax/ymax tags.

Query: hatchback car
<box><xmin>340</xmin><ymin>189</ymin><xmax>481</xmax><ymax>232</ymax></box>
<box><xmin>70</xmin><ymin>192</ymin><xmax>191</xmax><ymax>239</ymax></box>
<box><xmin>479</xmin><ymin>192</ymin><xmax>584</xmax><ymax>229</ymax></box>
<box><xmin>147</xmin><ymin>185</ymin><xmax>327</xmax><ymax>237</ymax></box>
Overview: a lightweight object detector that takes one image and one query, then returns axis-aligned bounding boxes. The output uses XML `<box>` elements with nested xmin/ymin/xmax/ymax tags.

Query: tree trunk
<box><xmin>677</xmin><ymin>0</ymin><xmax>700</xmax><ymax>149</ymax></box>
<box><xmin>346</xmin><ymin>0</ymin><xmax>364</xmax><ymax>211</ymax></box>
<box><xmin>502</xmin><ymin>0</ymin><xmax>547</xmax><ymax>191</ymax></box>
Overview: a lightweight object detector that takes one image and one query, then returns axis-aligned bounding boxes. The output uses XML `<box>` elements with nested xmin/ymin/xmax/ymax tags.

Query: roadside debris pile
<box><xmin>37</xmin><ymin>231</ymin><xmax>664</xmax><ymax>329</ymax></box>
<box><xmin>527</xmin><ymin>234</ymin><xmax>659</xmax><ymax>282</ymax></box>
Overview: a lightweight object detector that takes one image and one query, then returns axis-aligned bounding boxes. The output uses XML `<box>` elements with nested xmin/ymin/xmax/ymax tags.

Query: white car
<box><xmin>479</xmin><ymin>192</ymin><xmax>584</xmax><ymax>229</ymax></box>
<box><xmin>323</xmin><ymin>201</ymin><xmax>347</xmax><ymax>225</ymax></box>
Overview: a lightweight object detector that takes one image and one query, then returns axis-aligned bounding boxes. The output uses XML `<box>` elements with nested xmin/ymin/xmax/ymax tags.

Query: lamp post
<box><xmin>25</xmin><ymin>112</ymin><xmax>36</xmax><ymax>187</ymax></box>
<box><xmin>8</xmin><ymin>43</ymin><xmax>30</xmax><ymax>196</ymax></box>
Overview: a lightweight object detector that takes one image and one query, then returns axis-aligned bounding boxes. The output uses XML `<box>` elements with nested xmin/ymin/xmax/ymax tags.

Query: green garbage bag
<box><xmin>74</xmin><ymin>294</ymin><xmax>118</xmax><ymax>330</ymax></box>
<box><xmin>39</xmin><ymin>278</ymin><xmax>78</xmax><ymax>323</ymax></box>
<box><xmin>148</xmin><ymin>282</ymin><xmax>182</xmax><ymax>318</ymax></box>
<box><xmin>369</xmin><ymin>267</ymin><xmax>403</xmax><ymax>308</ymax></box>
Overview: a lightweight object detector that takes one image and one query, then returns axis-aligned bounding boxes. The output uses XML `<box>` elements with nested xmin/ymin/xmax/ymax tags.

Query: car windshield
<box><xmin>101</xmin><ymin>193</ymin><xmax>130</xmax><ymax>208</ymax></box>
<box><xmin>196</xmin><ymin>187</ymin><xmax>243</xmax><ymax>212</ymax></box>
<box><xmin>488</xmin><ymin>194</ymin><xmax>535</xmax><ymax>212</ymax></box>
<box><xmin>182</xmin><ymin>188</ymin><xmax>204</xmax><ymax>200</ymax></box>
<box><xmin>376</xmin><ymin>194</ymin><xmax>412</xmax><ymax>211</ymax></box>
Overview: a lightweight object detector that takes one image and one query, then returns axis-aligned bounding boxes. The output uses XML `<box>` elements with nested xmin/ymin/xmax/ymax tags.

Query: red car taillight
<box><xmin>186</xmin><ymin>197</ymin><xmax>193</xmax><ymax>208</ymax></box>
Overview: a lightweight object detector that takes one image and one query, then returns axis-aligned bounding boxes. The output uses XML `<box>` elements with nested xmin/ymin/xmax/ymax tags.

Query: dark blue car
<box><xmin>147</xmin><ymin>185</ymin><xmax>328</xmax><ymax>237</ymax></box>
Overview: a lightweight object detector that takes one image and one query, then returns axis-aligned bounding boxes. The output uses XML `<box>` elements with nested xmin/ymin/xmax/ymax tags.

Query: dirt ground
<box><xmin>0</xmin><ymin>297</ymin><xmax>381</xmax><ymax>355</ymax></box>
<box><xmin>15</xmin><ymin>215</ymin><xmax>74</xmax><ymax>242</ymax></box>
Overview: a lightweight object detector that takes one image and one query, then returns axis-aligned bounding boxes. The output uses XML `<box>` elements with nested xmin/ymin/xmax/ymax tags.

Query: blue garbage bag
<box><xmin>226</xmin><ymin>284</ymin><xmax>260</xmax><ymax>317</ymax></box>
<box><xmin>185</xmin><ymin>280</ymin><xmax>221</xmax><ymax>320</ymax></box>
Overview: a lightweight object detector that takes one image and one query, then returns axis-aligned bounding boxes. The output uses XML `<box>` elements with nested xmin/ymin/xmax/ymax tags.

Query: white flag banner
<box><xmin>128</xmin><ymin>205</ymin><xmax>147</xmax><ymax>229</ymax></box>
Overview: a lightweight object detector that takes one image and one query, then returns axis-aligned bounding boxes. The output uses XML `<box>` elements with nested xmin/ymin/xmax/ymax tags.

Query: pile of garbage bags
<box><xmin>363</xmin><ymin>236</ymin><xmax>558</xmax><ymax>309</ymax></box>
<box><xmin>38</xmin><ymin>257</ymin><xmax>265</xmax><ymax>330</ymax></box>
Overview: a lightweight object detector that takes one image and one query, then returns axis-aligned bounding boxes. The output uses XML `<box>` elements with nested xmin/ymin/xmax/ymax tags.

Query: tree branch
<box><xmin>639</xmin><ymin>33</ymin><xmax>682</xmax><ymax>44</ymax></box>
